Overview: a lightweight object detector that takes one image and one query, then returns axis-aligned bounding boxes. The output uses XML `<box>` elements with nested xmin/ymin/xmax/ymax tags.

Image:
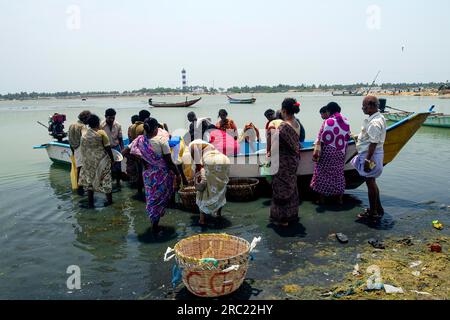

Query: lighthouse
<box><xmin>181</xmin><ymin>69</ymin><xmax>187</xmax><ymax>92</ymax></box>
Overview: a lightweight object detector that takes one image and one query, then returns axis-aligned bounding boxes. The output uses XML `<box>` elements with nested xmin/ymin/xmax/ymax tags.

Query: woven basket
<box><xmin>164</xmin><ymin>234</ymin><xmax>260</xmax><ymax>298</ymax></box>
<box><xmin>178</xmin><ymin>185</ymin><xmax>198</xmax><ymax>213</ymax></box>
<box><xmin>226</xmin><ymin>178</ymin><xmax>260</xmax><ymax>202</ymax></box>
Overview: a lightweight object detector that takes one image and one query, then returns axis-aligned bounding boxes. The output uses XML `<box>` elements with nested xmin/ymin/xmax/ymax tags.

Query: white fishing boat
<box><xmin>34</xmin><ymin>112</ymin><xmax>429</xmax><ymax>190</ymax></box>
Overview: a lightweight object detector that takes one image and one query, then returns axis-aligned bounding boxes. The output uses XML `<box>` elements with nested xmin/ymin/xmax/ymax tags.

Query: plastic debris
<box><xmin>171</xmin><ymin>264</ymin><xmax>183</xmax><ymax>288</ymax></box>
<box><xmin>384</xmin><ymin>284</ymin><xmax>404</xmax><ymax>294</ymax></box>
<box><xmin>430</xmin><ymin>243</ymin><xmax>442</xmax><ymax>253</ymax></box>
<box><xmin>366</xmin><ymin>283</ymin><xmax>383</xmax><ymax>291</ymax></box>
<box><xmin>411</xmin><ymin>271</ymin><xmax>421</xmax><ymax>277</ymax></box>
<box><xmin>352</xmin><ymin>264</ymin><xmax>361</xmax><ymax>276</ymax></box>
<box><xmin>368</xmin><ymin>238</ymin><xmax>385</xmax><ymax>249</ymax></box>
<box><xmin>333</xmin><ymin>288</ymin><xmax>355</xmax><ymax>298</ymax></box>
<box><xmin>336</xmin><ymin>233</ymin><xmax>348</xmax><ymax>244</ymax></box>
<box><xmin>409</xmin><ymin>261</ymin><xmax>422</xmax><ymax>268</ymax></box>
<box><xmin>411</xmin><ymin>290</ymin><xmax>431</xmax><ymax>296</ymax></box>
<box><xmin>432</xmin><ymin>220</ymin><xmax>443</xmax><ymax>230</ymax></box>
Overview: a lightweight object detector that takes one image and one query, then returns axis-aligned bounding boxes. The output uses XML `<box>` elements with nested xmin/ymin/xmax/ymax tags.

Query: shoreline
<box><xmin>1</xmin><ymin>91</ymin><xmax>450</xmax><ymax>102</ymax></box>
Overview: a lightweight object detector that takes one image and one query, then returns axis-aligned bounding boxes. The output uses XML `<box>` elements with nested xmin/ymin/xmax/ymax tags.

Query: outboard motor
<box><xmin>48</xmin><ymin>113</ymin><xmax>67</xmax><ymax>142</ymax></box>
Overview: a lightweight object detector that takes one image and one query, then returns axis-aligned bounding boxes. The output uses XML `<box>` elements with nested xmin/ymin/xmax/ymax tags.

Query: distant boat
<box><xmin>331</xmin><ymin>90</ymin><xmax>364</xmax><ymax>96</ymax></box>
<box><xmin>148</xmin><ymin>97</ymin><xmax>201</xmax><ymax>108</ymax></box>
<box><xmin>384</xmin><ymin>111</ymin><xmax>450</xmax><ymax>128</ymax></box>
<box><xmin>227</xmin><ymin>95</ymin><xmax>256</xmax><ymax>104</ymax></box>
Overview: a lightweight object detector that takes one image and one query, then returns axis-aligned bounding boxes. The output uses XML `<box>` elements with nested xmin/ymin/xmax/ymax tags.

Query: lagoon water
<box><xmin>0</xmin><ymin>93</ymin><xmax>449</xmax><ymax>299</ymax></box>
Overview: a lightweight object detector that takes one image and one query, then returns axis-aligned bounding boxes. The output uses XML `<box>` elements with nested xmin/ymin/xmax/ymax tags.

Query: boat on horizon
<box><xmin>331</xmin><ymin>90</ymin><xmax>364</xmax><ymax>96</ymax></box>
<box><xmin>227</xmin><ymin>95</ymin><xmax>256</xmax><ymax>104</ymax></box>
<box><xmin>148</xmin><ymin>97</ymin><xmax>201</xmax><ymax>108</ymax></box>
<box><xmin>33</xmin><ymin>111</ymin><xmax>430</xmax><ymax>191</ymax></box>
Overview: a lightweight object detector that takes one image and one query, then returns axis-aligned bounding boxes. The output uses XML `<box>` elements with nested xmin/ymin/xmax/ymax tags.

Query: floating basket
<box><xmin>226</xmin><ymin>178</ymin><xmax>260</xmax><ymax>202</ymax></box>
<box><xmin>164</xmin><ymin>234</ymin><xmax>261</xmax><ymax>298</ymax></box>
<box><xmin>178</xmin><ymin>185</ymin><xmax>198</xmax><ymax>213</ymax></box>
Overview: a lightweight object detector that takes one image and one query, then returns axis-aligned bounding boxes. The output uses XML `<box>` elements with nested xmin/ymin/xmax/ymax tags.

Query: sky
<box><xmin>0</xmin><ymin>0</ymin><xmax>449</xmax><ymax>93</ymax></box>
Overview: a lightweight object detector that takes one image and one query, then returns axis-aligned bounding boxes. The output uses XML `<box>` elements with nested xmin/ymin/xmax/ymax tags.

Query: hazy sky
<box><xmin>1</xmin><ymin>0</ymin><xmax>449</xmax><ymax>93</ymax></box>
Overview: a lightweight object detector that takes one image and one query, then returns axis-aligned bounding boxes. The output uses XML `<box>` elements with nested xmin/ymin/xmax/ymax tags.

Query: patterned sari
<box><xmin>130</xmin><ymin>135</ymin><xmax>174</xmax><ymax>224</ymax></box>
<box><xmin>270</xmin><ymin>122</ymin><xmax>300</xmax><ymax>224</ymax></box>
<box><xmin>310</xmin><ymin>113</ymin><xmax>350</xmax><ymax>196</ymax></box>
<box><xmin>79</xmin><ymin>128</ymin><xmax>112</xmax><ymax>194</ymax></box>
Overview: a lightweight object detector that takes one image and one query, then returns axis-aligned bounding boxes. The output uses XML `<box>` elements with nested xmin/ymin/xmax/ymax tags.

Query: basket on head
<box><xmin>226</xmin><ymin>178</ymin><xmax>259</xmax><ymax>202</ymax></box>
<box><xmin>178</xmin><ymin>185</ymin><xmax>198</xmax><ymax>213</ymax></box>
<box><xmin>164</xmin><ymin>234</ymin><xmax>261</xmax><ymax>298</ymax></box>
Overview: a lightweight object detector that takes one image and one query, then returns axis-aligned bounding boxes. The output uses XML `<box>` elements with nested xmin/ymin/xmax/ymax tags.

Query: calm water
<box><xmin>0</xmin><ymin>93</ymin><xmax>449</xmax><ymax>299</ymax></box>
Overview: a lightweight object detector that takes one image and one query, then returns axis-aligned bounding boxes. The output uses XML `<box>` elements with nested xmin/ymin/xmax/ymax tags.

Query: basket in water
<box><xmin>164</xmin><ymin>233</ymin><xmax>261</xmax><ymax>298</ymax></box>
<box><xmin>178</xmin><ymin>186</ymin><xmax>198</xmax><ymax>212</ymax></box>
<box><xmin>226</xmin><ymin>178</ymin><xmax>260</xmax><ymax>202</ymax></box>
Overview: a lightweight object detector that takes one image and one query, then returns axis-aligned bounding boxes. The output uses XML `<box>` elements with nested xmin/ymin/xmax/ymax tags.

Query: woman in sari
<box><xmin>79</xmin><ymin>114</ymin><xmax>115</xmax><ymax>208</ymax></box>
<box><xmin>189</xmin><ymin>139</ymin><xmax>230</xmax><ymax>228</ymax></box>
<box><xmin>270</xmin><ymin>98</ymin><xmax>301</xmax><ymax>227</ymax></box>
<box><xmin>130</xmin><ymin>118</ymin><xmax>181</xmax><ymax>233</ymax></box>
<box><xmin>310</xmin><ymin>102</ymin><xmax>351</xmax><ymax>204</ymax></box>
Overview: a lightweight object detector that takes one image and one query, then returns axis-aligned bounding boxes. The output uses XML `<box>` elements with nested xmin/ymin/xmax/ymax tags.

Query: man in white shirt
<box><xmin>351</xmin><ymin>96</ymin><xmax>387</xmax><ymax>221</ymax></box>
<box><xmin>101</xmin><ymin>108</ymin><xmax>124</xmax><ymax>190</ymax></box>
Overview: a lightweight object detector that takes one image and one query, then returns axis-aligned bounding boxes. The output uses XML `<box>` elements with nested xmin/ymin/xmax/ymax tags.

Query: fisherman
<box><xmin>101</xmin><ymin>108</ymin><xmax>124</xmax><ymax>190</ymax></box>
<box><xmin>127</xmin><ymin>114</ymin><xmax>140</xmax><ymax>141</ymax></box>
<box><xmin>68</xmin><ymin>110</ymin><xmax>91</xmax><ymax>195</ymax></box>
<box><xmin>239</xmin><ymin>122</ymin><xmax>261</xmax><ymax>154</ymax></box>
<box><xmin>351</xmin><ymin>96</ymin><xmax>387</xmax><ymax>221</ymax></box>
<box><xmin>129</xmin><ymin>110</ymin><xmax>151</xmax><ymax>142</ymax></box>
<box><xmin>186</xmin><ymin>111</ymin><xmax>198</xmax><ymax>142</ymax></box>
<box><xmin>216</xmin><ymin>109</ymin><xmax>238</xmax><ymax>140</ymax></box>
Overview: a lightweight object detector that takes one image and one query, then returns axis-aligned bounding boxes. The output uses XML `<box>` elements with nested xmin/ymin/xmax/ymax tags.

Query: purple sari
<box><xmin>310</xmin><ymin>113</ymin><xmax>350</xmax><ymax>196</ymax></box>
<box><xmin>131</xmin><ymin>135</ymin><xmax>174</xmax><ymax>224</ymax></box>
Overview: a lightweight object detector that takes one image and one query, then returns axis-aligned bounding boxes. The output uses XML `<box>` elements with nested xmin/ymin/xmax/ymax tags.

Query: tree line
<box><xmin>1</xmin><ymin>82</ymin><xmax>447</xmax><ymax>100</ymax></box>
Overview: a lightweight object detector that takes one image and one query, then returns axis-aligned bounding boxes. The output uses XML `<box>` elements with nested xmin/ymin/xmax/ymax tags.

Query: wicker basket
<box><xmin>164</xmin><ymin>234</ymin><xmax>261</xmax><ymax>298</ymax></box>
<box><xmin>226</xmin><ymin>178</ymin><xmax>260</xmax><ymax>202</ymax></box>
<box><xmin>178</xmin><ymin>186</ymin><xmax>198</xmax><ymax>212</ymax></box>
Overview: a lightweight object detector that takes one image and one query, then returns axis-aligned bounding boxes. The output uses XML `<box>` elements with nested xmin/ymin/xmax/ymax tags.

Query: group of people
<box><xmin>266</xmin><ymin>96</ymin><xmax>386</xmax><ymax>226</ymax></box>
<box><xmin>68</xmin><ymin>95</ymin><xmax>387</xmax><ymax>234</ymax></box>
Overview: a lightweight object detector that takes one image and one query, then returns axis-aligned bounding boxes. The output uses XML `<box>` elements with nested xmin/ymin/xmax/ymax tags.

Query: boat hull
<box><xmin>385</xmin><ymin>112</ymin><xmax>450</xmax><ymax>128</ymax></box>
<box><xmin>227</xmin><ymin>95</ymin><xmax>256</xmax><ymax>104</ymax></box>
<box><xmin>149</xmin><ymin>98</ymin><xmax>202</xmax><ymax>108</ymax></box>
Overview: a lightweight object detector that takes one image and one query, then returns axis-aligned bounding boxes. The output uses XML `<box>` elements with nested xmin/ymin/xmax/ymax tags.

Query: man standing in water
<box><xmin>101</xmin><ymin>108</ymin><xmax>124</xmax><ymax>190</ymax></box>
<box><xmin>352</xmin><ymin>96</ymin><xmax>387</xmax><ymax>221</ymax></box>
<box><xmin>68</xmin><ymin>110</ymin><xmax>91</xmax><ymax>195</ymax></box>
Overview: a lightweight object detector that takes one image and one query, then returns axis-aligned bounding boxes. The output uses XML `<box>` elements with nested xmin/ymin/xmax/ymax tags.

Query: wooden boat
<box><xmin>384</xmin><ymin>111</ymin><xmax>450</xmax><ymax>128</ymax></box>
<box><xmin>148</xmin><ymin>97</ymin><xmax>201</xmax><ymax>108</ymax></box>
<box><xmin>332</xmin><ymin>90</ymin><xmax>364</xmax><ymax>96</ymax></box>
<box><xmin>34</xmin><ymin>112</ymin><xmax>429</xmax><ymax>191</ymax></box>
<box><xmin>227</xmin><ymin>95</ymin><xmax>256</xmax><ymax>104</ymax></box>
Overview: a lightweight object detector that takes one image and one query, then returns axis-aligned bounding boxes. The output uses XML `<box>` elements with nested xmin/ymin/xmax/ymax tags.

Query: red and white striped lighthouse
<box><xmin>181</xmin><ymin>69</ymin><xmax>187</xmax><ymax>92</ymax></box>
